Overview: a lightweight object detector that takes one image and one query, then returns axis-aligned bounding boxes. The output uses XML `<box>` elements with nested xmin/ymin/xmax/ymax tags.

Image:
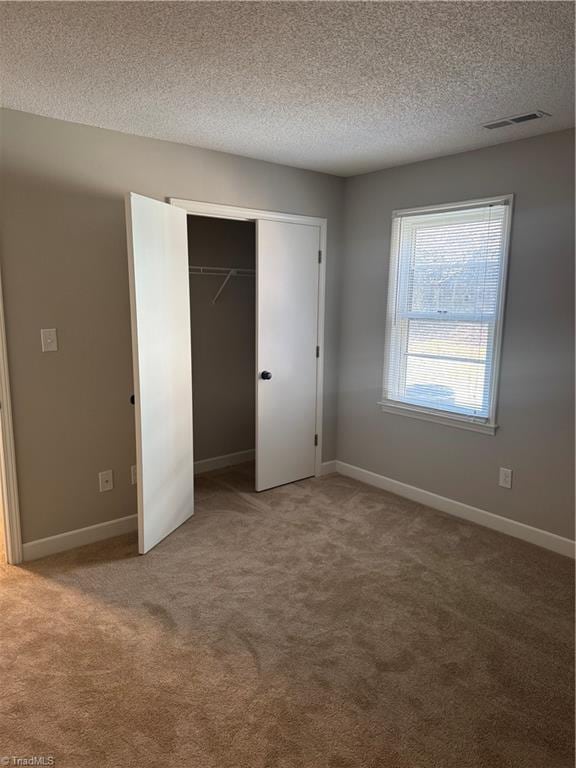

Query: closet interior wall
<box><xmin>187</xmin><ymin>215</ymin><xmax>256</xmax><ymax>464</ymax></box>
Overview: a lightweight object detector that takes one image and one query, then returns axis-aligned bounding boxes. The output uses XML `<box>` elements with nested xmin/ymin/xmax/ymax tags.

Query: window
<box><xmin>380</xmin><ymin>196</ymin><xmax>512</xmax><ymax>434</ymax></box>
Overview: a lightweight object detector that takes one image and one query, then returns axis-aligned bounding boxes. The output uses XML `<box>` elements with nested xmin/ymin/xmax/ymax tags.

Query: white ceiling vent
<box><xmin>483</xmin><ymin>110</ymin><xmax>551</xmax><ymax>129</ymax></box>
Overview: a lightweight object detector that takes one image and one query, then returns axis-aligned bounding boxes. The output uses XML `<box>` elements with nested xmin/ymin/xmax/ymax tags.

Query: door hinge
<box><xmin>314</xmin><ymin>434</ymin><xmax>318</xmax><ymax>446</ymax></box>
<box><xmin>316</xmin><ymin>345</ymin><xmax>320</xmax><ymax>358</ymax></box>
<box><xmin>318</xmin><ymin>250</ymin><xmax>322</xmax><ymax>264</ymax></box>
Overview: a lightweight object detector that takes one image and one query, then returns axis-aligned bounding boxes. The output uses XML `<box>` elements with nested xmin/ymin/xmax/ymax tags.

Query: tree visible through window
<box><xmin>381</xmin><ymin>197</ymin><xmax>512</xmax><ymax>430</ymax></box>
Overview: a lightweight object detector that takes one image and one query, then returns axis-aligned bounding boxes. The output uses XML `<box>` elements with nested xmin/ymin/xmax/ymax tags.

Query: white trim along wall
<box><xmin>22</xmin><ymin>458</ymin><xmax>573</xmax><ymax>562</ymax></box>
<box><xmin>194</xmin><ymin>449</ymin><xmax>255</xmax><ymax>475</ymax></box>
<box><xmin>320</xmin><ymin>461</ymin><xmax>575</xmax><ymax>559</ymax></box>
<box><xmin>22</xmin><ymin>515</ymin><xmax>138</xmax><ymax>562</ymax></box>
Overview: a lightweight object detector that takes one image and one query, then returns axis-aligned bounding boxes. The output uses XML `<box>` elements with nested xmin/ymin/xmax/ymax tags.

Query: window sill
<box><xmin>377</xmin><ymin>400</ymin><xmax>498</xmax><ymax>435</ymax></box>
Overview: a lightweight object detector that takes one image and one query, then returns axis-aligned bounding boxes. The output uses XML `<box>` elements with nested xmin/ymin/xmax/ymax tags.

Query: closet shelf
<box><xmin>189</xmin><ymin>265</ymin><xmax>255</xmax><ymax>304</ymax></box>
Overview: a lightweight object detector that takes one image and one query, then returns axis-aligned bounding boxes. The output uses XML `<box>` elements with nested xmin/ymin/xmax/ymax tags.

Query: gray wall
<box><xmin>188</xmin><ymin>216</ymin><xmax>255</xmax><ymax>462</ymax></box>
<box><xmin>339</xmin><ymin>129</ymin><xmax>575</xmax><ymax>540</ymax></box>
<box><xmin>0</xmin><ymin>108</ymin><xmax>344</xmax><ymax>543</ymax></box>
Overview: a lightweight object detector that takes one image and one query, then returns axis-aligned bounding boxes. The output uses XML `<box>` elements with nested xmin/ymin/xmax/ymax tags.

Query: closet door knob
<box><xmin>260</xmin><ymin>371</ymin><xmax>272</xmax><ymax>380</ymax></box>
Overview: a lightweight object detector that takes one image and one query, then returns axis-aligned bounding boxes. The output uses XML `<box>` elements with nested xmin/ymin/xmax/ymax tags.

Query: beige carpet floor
<box><xmin>0</xmin><ymin>465</ymin><xmax>573</xmax><ymax>768</ymax></box>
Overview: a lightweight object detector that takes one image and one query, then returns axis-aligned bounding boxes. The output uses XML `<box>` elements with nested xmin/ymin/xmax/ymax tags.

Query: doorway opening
<box><xmin>187</xmin><ymin>215</ymin><xmax>256</xmax><ymax>477</ymax></box>
<box><xmin>0</xmin><ymin>269</ymin><xmax>22</xmax><ymax>565</ymax></box>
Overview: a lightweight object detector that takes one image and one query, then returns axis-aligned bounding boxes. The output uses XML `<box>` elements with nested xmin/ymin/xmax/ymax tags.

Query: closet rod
<box><xmin>189</xmin><ymin>265</ymin><xmax>255</xmax><ymax>276</ymax></box>
<box><xmin>189</xmin><ymin>265</ymin><xmax>255</xmax><ymax>304</ymax></box>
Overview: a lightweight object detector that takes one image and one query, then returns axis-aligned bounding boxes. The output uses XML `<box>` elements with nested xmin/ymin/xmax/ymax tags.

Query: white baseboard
<box><xmin>194</xmin><ymin>449</ymin><xmax>255</xmax><ymax>475</ymax></box>
<box><xmin>22</xmin><ymin>514</ymin><xmax>138</xmax><ymax>562</ymax></box>
<box><xmin>327</xmin><ymin>461</ymin><xmax>575</xmax><ymax>559</ymax></box>
<box><xmin>22</xmin><ymin>458</ymin><xmax>573</xmax><ymax>562</ymax></box>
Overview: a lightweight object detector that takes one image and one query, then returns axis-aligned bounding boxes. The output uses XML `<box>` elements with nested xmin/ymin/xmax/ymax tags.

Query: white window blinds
<box><xmin>382</xmin><ymin>197</ymin><xmax>512</xmax><ymax>428</ymax></box>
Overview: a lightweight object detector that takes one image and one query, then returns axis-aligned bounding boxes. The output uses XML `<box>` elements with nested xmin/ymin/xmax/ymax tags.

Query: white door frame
<box><xmin>169</xmin><ymin>198</ymin><xmax>327</xmax><ymax>478</ymax></box>
<box><xmin>0</xmin><ymin>268</ymin><xmax>22</xmax><ymax>564</ymax></box>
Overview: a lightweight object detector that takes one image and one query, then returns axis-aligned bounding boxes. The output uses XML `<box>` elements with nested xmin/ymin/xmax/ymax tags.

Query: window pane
<box><xmin>404</xmin><ymin>208</ymin><xmax>505</xmax><ymax>318</ymax></box>
<box><xmin>407</xmin><ymin>321</ymin><xmax>489</xmax><ymax>362</ymax></box>
<box><xmin>403</xmin><ymin>356</ymin><xmax>487</xmax><ymax>416</ymax></box>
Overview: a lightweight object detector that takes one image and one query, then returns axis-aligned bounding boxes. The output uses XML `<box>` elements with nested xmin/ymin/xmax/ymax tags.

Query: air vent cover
<box><xmin>484</xmin><ymin>120</ymin><xmax>514</xmax><ymax>130</ymax></box>
<box><xmin>483</xmin><ymin>110</ymin><xmax>551</xmax><ymax>130</ymax></box>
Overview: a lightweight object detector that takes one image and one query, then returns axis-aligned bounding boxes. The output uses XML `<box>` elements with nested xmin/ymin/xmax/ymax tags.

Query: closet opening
<box><xmin>126</xmin><ymin>193</ymin><xmax>325</xmax><ymax>553</ymax></box>
<box><xmin>187</xmin><ymin>215</ymin><xmax>256</xmax><ymax>482</ymax></box>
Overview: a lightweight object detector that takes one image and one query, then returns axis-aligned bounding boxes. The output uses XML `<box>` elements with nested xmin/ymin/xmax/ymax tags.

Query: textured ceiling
<box><xmin>0</xmin><ymin>1</ymin><xmax>574</xmax><ymax>176</ymax></box>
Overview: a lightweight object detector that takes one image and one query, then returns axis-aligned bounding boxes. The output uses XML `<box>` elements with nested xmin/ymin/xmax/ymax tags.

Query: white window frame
<box><xmin>379</xmin><ymin>194</ymin><xmax>514</xmax><ymax>435</ymax></box>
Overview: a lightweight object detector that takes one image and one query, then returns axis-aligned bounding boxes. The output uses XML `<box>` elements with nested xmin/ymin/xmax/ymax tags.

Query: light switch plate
<box><xmin>41</xmin><ymin>328</ymin><xmax>58</xmax><ymax>352</ymax></box>
<box><xmin>130</xmin><ymin>465</ymin><xmax>137</xmax><ymax>485</ymax></box>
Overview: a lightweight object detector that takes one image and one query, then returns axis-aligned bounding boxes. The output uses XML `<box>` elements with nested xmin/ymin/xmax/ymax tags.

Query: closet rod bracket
<box><xmin>211</xmin><ymin>269</ymin><xmax>234</xmax><ymax>304</ymax></box>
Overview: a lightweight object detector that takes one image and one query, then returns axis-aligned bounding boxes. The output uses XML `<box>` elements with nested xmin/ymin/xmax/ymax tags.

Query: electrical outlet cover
<box><xmin>98</xmin><ymin>469</ymin><xmax>114</xmax><ymax>492</ymax></box>
<box><xmin>41</xmin><ymin>328</ymin><xmax>58</xmax><ymax>352</ymax></box>
<box><xmin>499</xmin><ymin>467</ymin><xmax>512</xmax><ymax>489</ymax></box>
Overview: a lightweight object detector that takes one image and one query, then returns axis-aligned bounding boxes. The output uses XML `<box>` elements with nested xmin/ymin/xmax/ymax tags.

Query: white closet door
<box><xmin>125</xmin><ymin>193</ymin><xmax>194</xmax><ymax>554</ymax></box>
<box><xmin>256</xmin><ymin>219</ymin><xmax>320</xmax><ymax>491</ymax></box>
